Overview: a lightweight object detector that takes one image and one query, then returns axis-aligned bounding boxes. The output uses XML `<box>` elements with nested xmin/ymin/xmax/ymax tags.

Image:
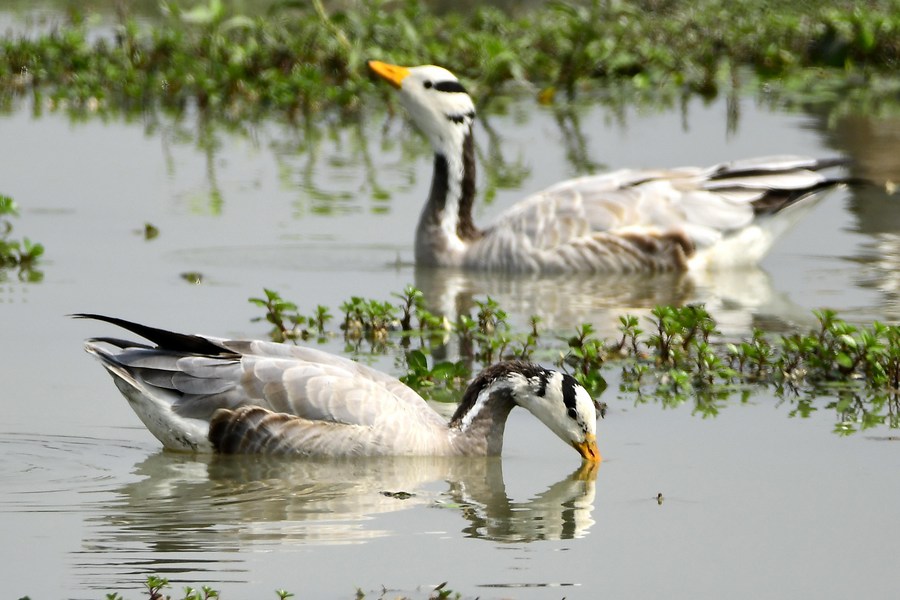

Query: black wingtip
<box><xmin>710</xmin><ymin>156</ymin><xmax>854</xmax><ymax>180</ymax></box>
<box><xmin>72</xmin><ymin>313</ymin><xmax>232</xmax><ymax>356</ymax></box>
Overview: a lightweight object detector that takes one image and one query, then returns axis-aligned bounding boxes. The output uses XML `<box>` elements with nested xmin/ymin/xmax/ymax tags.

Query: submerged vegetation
<box><xmin>250</xmin><ymin>286</ymin><xmax>900</xmax><ymax>435</ymax></box>
<box><xmin>1</xmin><ymin>0</ymin><xmax>899</xmax><ymax>121</ymax></box>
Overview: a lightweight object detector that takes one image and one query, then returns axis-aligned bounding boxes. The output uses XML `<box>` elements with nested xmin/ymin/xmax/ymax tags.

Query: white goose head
<box><xmin>369</xmin><ymin>60</ymin><xmax>481</xmax><ymax>265</ymax></box>
<box><xmin>518</xmin><ymin>369</ymin><xmax>601</xmax><ymax>461</ymax></box>
<box><xmin>450</xmin><ymin>361</ymin><xmax>601</xmax><ymax>462</ymax></box>
<box><xmin>368</xmin><ymin>60</ymin><xmax>475</xmax><ymax>154</ymax></box>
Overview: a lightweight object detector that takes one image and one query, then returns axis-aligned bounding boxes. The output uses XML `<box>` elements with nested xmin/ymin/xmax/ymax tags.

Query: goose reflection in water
<box><xmin>414</xmin><ymin>262</ymin><xmax>818</xmax><ymax>342</ymax></box>
<box><xmin>82</xmin><ymin>452</ymin><xmax>598</xmax><ymax>558</ymax></box>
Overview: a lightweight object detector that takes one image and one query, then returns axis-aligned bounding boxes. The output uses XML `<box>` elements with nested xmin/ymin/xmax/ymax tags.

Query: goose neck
<box><xmin>417</xmin><ymin>129</ymin><xmax>480</xmax><ymax>266</ymax></box>
<box><xmin>448</xmin><ymin>380</ymin><xmax>517</xmax><ymax>456</ymax></box>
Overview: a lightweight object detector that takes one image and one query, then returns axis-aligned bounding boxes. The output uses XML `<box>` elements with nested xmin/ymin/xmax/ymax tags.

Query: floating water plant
<box><xmin>248</xmin><ymin>288</ymin><xmax>333</xmax><ymax>343</ymax></box>
<box><xmin>1</xmin><ymin>0</ymin><xmax>898</xmax><ymax>121</ymax></box>
<box><xmin>0</xmin><ymin>194</ymin><xmax>43</xmax><ymax>282</ymax></box>
<box><xmin>94</xmin><ymin>575</ymin><xmax>463</xmax><ymax>600</ymax></box>
<box><xmin>249</xmin><ymin>287</ymin><xmax>900</xmax><ymax>434</ymax></box>
<box><xmin>101</xmin><ymin>575</ymin><xmax>285</xmax><ymax>600</ymax></box>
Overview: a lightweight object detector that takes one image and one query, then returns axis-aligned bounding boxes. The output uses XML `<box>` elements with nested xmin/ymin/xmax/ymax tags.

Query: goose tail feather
<box><xmin>83</xmin><ymin>337</ymin><xmax>213</xmax><ymax>452</ymax></box>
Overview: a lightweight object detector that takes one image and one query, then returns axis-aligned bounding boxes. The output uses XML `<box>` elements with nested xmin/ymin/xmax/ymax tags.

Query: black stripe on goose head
<box><xmin>561</xmin><ymin>373</ymin><xmax>580</xmax><ymax>421</ymax></box>
<box><xmin>560</xmin><ymin>373</ymin><xmax>606</xmax><ymax>418</ymax></box>
<box><xmin>434</xmin><ymin>80</ymin><xmax>468</xmax><ymax>94</ymax></box>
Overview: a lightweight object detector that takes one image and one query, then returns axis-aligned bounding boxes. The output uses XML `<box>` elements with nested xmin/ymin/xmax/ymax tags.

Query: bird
<box><xmin>367</xmin><ymin>60</ymin><xmax>852</xmax><ymax>274</ymax></box>
<box><xmin>75</xmin><ymin>313</ymin><xmax>601</xmax><ymax>462</ymax></box>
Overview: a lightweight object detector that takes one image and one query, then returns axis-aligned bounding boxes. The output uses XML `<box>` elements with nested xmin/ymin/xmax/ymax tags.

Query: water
<box><xmin>2</xmin><ymin>35</ymin><xmax>900</xmax><ymax>599</ymax></box>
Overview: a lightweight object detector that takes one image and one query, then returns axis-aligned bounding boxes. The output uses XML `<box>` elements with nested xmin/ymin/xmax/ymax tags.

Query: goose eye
<box><xmin>423</xmin><ymin>80</ymin><xmax>433</xmax><ymax>89</ymax></box>
<box><xmin>567</xmin><ymin>407</ymin><xmax>578</xmax><ymax>420</ymax></box>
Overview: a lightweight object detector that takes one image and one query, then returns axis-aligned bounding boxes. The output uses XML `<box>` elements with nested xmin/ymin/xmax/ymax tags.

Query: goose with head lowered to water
<box><xmin>368</xmin><ymin>60</ymin><xmax>853</xmax><ymax>274</ymax></box>
<box><xmin>76</xmin><ymin>314</ymin><xmax>601</xmax><ymax>462</ymax></box>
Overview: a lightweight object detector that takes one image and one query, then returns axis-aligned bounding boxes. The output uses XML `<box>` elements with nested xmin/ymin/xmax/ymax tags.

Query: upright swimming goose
<box><xmin>76</xmin><ymin>314</ymin><xmax>601</xmax><ymax>462</ymax></box>
<box><xmin>368</xmin><ymin>60</ymin><xmax>850</xmax><ymax>273</ymax></box>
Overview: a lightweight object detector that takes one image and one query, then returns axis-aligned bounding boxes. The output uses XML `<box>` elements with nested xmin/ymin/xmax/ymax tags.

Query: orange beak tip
<box><xmin>574</xmin><ymin>436</ymin><xmax>601</xmax><ymax>463</ymax></box>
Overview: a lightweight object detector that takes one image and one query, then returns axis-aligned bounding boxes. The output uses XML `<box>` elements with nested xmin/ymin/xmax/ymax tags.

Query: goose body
<box><xmin>77</xmin><ymin>314</ymin><xmax>600</xmax><ymax>462</ymax></box>
<box><xmin>368</xmin><ymin>60</ymin><xmax>850</xmax><ymax>274</ymax></box>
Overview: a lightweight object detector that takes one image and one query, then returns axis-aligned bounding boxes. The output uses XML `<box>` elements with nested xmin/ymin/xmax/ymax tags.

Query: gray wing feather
<box><xmin>468</xmin><ymin>155</ymin><xmax>842</xmax><ymax>272</ymax></box>
<box><xmin>209</xmin><ymin>406</ymin><xmax>452</xmax><ymax>456</ymax></box>
<box><xmin>83</xmin><ymin>317</ymin><xmax>456</xmax><ymax>455</ymax></box>
<box><xmin>92</xmin><ymin>334</ymin><xmax>446</xmax><ymax>433</ymax></box>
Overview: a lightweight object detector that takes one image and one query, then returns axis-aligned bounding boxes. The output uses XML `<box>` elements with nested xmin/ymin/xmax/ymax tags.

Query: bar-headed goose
<box><xmin>76</xmin><ymin>314</ymin><xmax>601</xmax><ymax>462</ymax></box>
<box><xmin>368</xmin><ymin>60</ymin><xmax>850</xmax><ymax>273</ymax></box>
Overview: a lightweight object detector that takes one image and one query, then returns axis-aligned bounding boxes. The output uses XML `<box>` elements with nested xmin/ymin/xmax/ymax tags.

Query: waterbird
<box><xmin>76</xmin><ymin>314</ymin><xmax>601</xmax><ymax>462</ymax></box>
<box><xmin>368</xmin><ymin>60</ymin><xmax>852</xmax><ymax>273</ymax></box>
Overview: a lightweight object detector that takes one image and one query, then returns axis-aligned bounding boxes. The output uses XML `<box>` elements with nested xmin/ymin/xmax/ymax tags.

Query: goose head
<box><xmin>451</xmin><ymin>361</ymin><xmax>602</xmax><ymax>463</ymax></box>
<box><xmin>368</xmin><ymin>60</ymin><xmax>475</xmax><ymax>156</ymax></box>
<box><xmin>369</xmin><ymin>60</ymin><xmax>481</xmax><ymax>266</ymax></box>
<box><xmin>513</xmin><ymin>368</ymin><xmax>601</xmax><ymax>463</ymax></box>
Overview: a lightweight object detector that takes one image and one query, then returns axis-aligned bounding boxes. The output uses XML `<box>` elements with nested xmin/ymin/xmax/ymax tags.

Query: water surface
<box><xmin>2</xmin><ymin>41</ymin><xmax>900</xmax><ymax>598</ymax></box>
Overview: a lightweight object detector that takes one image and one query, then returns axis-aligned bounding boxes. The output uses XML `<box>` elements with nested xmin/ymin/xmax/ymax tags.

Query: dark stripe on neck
<box><xmin>425</xmin><ymin>134</ymin><xmax>481</xmax><ymax>242</ymax></box>
<box><xmin>429</xmin><ymin>153</ymin><xmax>450</xmax><ymax>218</ymax></box>
<box><xmin>457</xmin><ymin>130</ymin><xmax>480</xmax><ymax>241</ymax></box>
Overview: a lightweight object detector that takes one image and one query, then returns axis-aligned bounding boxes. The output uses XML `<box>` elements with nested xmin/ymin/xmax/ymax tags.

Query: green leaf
<box><xmin>0</xmin><ymin>194</ymin><xmax>18</xmax><ymax>216</ymax></box>
<box><xmin>838</xmin><ymin>334</ymin><xmax>857</xmax><ymax>349</ymax></box>
<box><xmin>430</xmin><ymin>361</ymin><xmax>464</xmax><ymax>381</ymax></box>
<box><xmin>836</xmin><ymin>352</ymin><xmax>854</xmax><ymax>369</ymax></box>
<box><xmin>405</xmin><ymin>349</ymin><xmax>428</xmax><ymax>374</ymax></box>
<box><xmin>23</xmin><ymin>239</ymin><xmax>44</xmax><ymax>258</ymax></box>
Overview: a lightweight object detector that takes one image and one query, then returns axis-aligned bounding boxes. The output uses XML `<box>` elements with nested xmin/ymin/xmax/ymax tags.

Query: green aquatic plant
<box><xmin>141</xmin><ymin>222</ymin><xmax>160</xmax><ymax>240</ymax></box>
<box><xmin>561</xmin><ymin>323</ymin><xmax>609</xmax><ymax>397</ymax></box>
<box><xmin>248</xmin><ymin>286</ymin><xmax>900</xmax><ymax>433</ymax></box>
<box><xmin>248</xmin><ymin>288</ymin><xmax>331</xmax><ymax>342</ymax></box>
<box><xmin>100</xmin><ymin>575</ymin><xmax>290</xmax><ymax>599</ymax></box>
<box><xmin>645</xmin><ymin>304</ymin><xmax>719</xmax><ymax>369</ymax></box>
<box><xmin>0</xmin><ymin>194</ymin><xmax>44</xmax><ymax>282</ymax></box>
<box><xmin>250</xmin><ymin>286</ymin><xmax>538</xmax><ymax>400</ymax></box>
<box><xmin>429</xmin><ymin>582</ymin><xmax>461</xmax><ymax>600</ymax></box>
<box><xmin>145</xmin><ymin>575</ymin><xmax>169</xmax><ymax>600</ymax></box>
<box><xmin>1</xmin><ymin>0</ymin><xmax>899</xmax><ymax>121</ymax></box>
<box><xmin>93</xmin><ymin>575</ymin><xmax>469</xmax><ymax>600</ymax></box>
<box><xmin>338</xmin><ymin>295</ymin><xmax>401</xmax><ymax>351</ymax></box>
<box><xmin>770</xmin><ymin>309</ymin><xmax>900</xmax><ymax>390</ymax></box>
<box><xmin>400</xmin><ymin>348</ymin><xmax>470</xmax><ymax>402</ymax></box>
<box><xmin>608</xmin><ymin>307</ymin><xmax>900</xmax><ymax>430</ymax></box>
<box><xmin>393</xmin><ymin>284</ymin><xmax>422</xmax><ymax>332</ymax></box>
<box><xmin>394</xmin><ymin>284</ymin><xmax>447</xmax><ymax>339</ymax></box>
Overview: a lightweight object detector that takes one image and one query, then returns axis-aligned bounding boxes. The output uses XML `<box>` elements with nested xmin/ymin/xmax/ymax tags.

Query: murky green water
<box><xmin>3</xmin><ymin>8</ymin><xmax>900</xmax><ymax>599</ymax></box>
